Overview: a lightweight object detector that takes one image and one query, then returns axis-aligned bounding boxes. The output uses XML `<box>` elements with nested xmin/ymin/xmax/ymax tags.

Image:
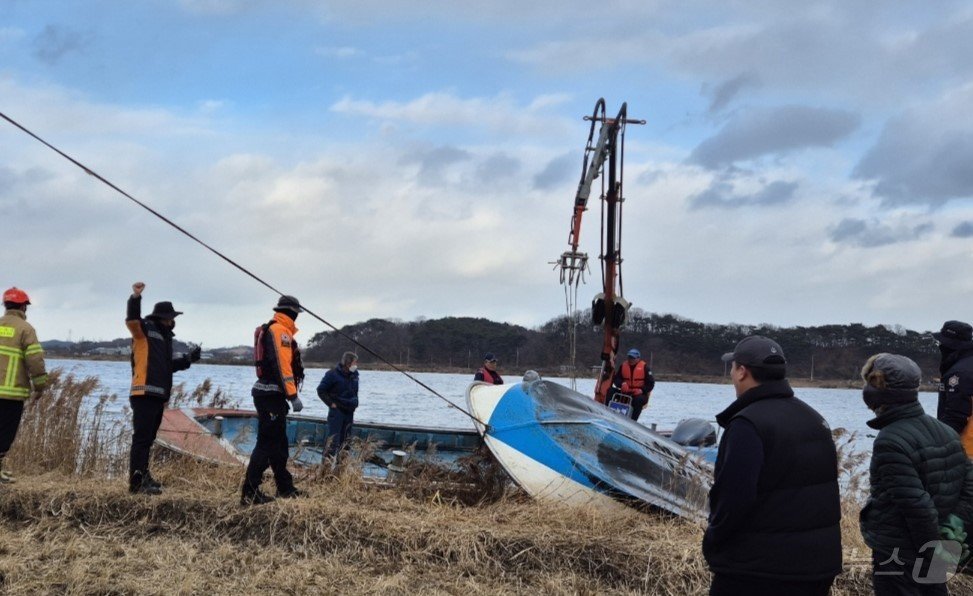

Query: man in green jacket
<box><xmin>860</xmin><ymin>353</ymin><xmax>973</xmax><ymax>595</ymax></box>
<box><xmin>0</xmin><ymin>287</ymin><xmax>48</xmax><ymax>483</ymax></box>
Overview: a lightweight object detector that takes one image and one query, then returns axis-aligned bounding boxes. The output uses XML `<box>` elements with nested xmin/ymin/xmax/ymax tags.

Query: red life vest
<box><xmin>477</xmin><ymin>367</ymin><xmax>500</xmax><ymax>385</ymax></box>
<box><xmin>620</xmin><ymin>360</ymin><xmax>649</xmax><ymax>392</ymax></box>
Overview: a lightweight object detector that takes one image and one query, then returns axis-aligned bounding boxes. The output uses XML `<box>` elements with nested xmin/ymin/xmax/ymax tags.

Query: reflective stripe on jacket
<box><xmin>252</xmin><ymin>312</ymin><xmax>300</xmax><ymax>399</ymax></box>
<box><xmin>126</xmin><ymin>295</ymin><xmax>190</xmax><ymax>399</ymax></box>
<box><xmin>0</xmin><ymin>309</ymin><xmax>47</xmax><ymax>400</ymax></box>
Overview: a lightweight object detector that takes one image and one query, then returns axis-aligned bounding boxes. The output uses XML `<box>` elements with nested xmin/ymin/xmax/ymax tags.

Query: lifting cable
<box><xmin>0</xmin><ymin>110</ymin><xmax>487</xmax><ymax>428</ymax></box>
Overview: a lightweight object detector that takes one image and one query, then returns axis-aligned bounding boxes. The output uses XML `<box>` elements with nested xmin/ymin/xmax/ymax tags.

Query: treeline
<box><xmin>304</xmin><ymin>309</ymin><xmax>941</xmax><ymax>381</ymax></box>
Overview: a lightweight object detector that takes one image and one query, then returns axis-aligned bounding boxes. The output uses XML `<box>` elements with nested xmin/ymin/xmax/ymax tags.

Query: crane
<box><xmin>553</xmin><ymin>98</ymin><xmax>645</xmax><ymax>404</ymax></box>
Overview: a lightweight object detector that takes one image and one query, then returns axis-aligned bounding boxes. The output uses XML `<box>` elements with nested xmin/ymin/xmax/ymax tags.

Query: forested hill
<box><xmin>304</xmin><ymin>309</ymin><xmax>941</xmax><ymax>382</ymax></box>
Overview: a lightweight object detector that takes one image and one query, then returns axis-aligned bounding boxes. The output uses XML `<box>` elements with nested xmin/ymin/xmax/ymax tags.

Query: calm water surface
<box><xmin>52</xmin><ymin>358</ymin><xmax>936</xmax><ymax>456</ymax></box>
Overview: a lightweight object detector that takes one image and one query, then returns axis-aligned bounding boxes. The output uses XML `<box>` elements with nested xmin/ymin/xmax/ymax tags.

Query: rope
<box><xmin>0</xmin><ymin>110</ymin><xmax>487</xmax><ymax>428</ymax></box>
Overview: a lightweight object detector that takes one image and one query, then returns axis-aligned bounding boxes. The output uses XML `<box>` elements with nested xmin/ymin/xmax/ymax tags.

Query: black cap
<box><xmin>484</xmin><ymin>352</ymin><xmax>497</xmax><ymax>362</ymax></box>
<box><xmin>146</xmin><ymin>301</ymin><xmax>183</xmax><ymax>319</ymax></box>
<box><xmin>274</xmin><ymin>295</ymin><xmax>303</xmax><ymax>313</ymax></box>
<box><xmin>933</xmin><ymin>320</ymin><xmax>973</xmax><ymax>349</ymax></box>
<box><xmin>721</xmin><ymin>335</ymin><xmax>786</xmax><ymax>368</ymax></box>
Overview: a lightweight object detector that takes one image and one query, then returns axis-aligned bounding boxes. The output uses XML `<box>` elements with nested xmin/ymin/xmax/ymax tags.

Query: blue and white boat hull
<box><xmin>466</xmin><ymin>380</ymin><xmax>711</xmax><ymax>520</ymax></box>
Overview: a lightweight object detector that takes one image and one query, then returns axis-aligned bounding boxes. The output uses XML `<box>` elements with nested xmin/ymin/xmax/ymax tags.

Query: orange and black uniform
<box><xmin>125</xmin><ymin>295</ymin><xmax>191</xmax><ymax>490</ymax></box>
<box><xmin>244</xmin><ymin>312</ymin><xmax>302</xmax><ymax>496</ymax></box>
<box><xmin>612</xmin><ymin>359</ymin><xmax>655</xmax><ymax>421</ymax></box>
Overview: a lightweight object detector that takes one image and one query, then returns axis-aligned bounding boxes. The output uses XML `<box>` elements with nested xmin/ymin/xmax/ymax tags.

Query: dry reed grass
<box><xmin>2</xmin><ymin>372</ymin><xmax>972</xmax><ymax>594</ymax></box>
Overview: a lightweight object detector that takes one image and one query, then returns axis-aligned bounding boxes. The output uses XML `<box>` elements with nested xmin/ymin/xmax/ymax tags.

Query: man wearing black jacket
<box><xmin>704</xmin><ymin>335</ymin><xmax>842</xmax><ymax>596</ymax></box>
<box><xmin>934</xmin><ymin>320</ymin><xmax>973</xmax><ymax>458</ymax></box>
<box><xmin>125</xmin><ymin>282</ymin><xmax>200</xmax><ymax>494</ymax></box>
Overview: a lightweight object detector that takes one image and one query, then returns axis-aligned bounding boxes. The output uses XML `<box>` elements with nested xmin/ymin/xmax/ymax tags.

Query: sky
<box><xmin>3</xmin><ymin>0</ymin><xmax>973</xmax><ymax>348</ymax></box>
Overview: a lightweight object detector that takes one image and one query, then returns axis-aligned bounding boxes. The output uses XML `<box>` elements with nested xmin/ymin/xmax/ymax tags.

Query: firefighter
<box><xmin>0</xmin><ymin>287</ymin><xmax>48</xmax><ymax>483</ymax></box>
<box><xmin>242</xmin><ymin>295</ymin><xmax>305</xmax><ymax>505</ymax></box>
<box><xmin>126</xmin><ymin>282</ymin><xmax>200</xmax><ymax>494</ymax></box>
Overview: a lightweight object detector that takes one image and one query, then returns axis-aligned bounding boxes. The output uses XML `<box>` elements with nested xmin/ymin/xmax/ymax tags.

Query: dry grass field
<box><xmin>1</xmin><ymin>371</ymin><xmax>970</xmax><ymax>595</ymax></box>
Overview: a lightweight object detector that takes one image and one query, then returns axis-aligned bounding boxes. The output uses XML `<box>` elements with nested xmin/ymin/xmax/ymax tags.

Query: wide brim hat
<box><xmin>146</xmin><ymin>301</ymin><xmax>183</xmax><ymax>319</ymax></box>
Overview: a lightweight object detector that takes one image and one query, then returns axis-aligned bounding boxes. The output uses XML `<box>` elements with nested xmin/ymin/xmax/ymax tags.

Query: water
<box><xmin>52</xmin><ymin>358</ymin><xmax>937</xmax><ymax>455</ymax></box>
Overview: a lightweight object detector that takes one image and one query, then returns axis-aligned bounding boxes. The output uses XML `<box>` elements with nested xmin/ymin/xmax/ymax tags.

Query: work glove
<box><xmin>940</xmin><ymin>514</ymin><xmax>970</xmax><ymax>564</ymax></box>
<box><xmin>290</xmin><ymin>396</ymin><xmax>304</xmax><ymax>413</ymax></box>
<box><xmin>931</xmin><ymin>539</ymin><xmax>963</xmax><ymax>569</ymax></box>
<box><xmin>188</xmin><ymin>343</ymin><xmax>202</xmax><ymax>363</ymax></box>
<box><xmin>621</xmin><ymin>382</ymin><xmax>630</xmax><ymax>394</ymax></box>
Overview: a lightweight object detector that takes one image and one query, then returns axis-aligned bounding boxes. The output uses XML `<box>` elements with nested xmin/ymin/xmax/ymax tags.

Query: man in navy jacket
<box><xmin>317</xmin><ymin>352</ymin><xmax>360</xmax><ymax>459</ymax></box>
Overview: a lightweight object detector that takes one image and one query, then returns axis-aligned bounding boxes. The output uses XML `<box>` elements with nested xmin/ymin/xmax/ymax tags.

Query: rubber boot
<box><xmin>277</xmin><ymin>487</ymin><xmax>305</xmax><ymax>499</ymax></box>
<box><xmin>129</xmin><ymin>470</ymin><xmax>162</xmax><ymax>495</ymax></box>
<box><xmin>241</xmin><ymin>486</ymin><xmax>275</xmax><ymax>506</ymax></box>
<box><xmin>145</xmin><ymin>471</ymin><xmax>163</xmax><ymax>490</ymax></box>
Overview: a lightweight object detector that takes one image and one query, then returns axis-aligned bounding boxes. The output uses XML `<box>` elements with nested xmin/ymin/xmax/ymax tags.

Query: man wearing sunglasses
<box><xmin>474</xmin><ymin>353</ymin><xmax>503</xmax><ymax>385</ymax></box>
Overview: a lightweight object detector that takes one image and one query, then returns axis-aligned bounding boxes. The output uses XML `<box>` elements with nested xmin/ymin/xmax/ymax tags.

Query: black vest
<box><xmin>709</xmin><ymin>380</ymin><xmax>843</xmax><ymax>581</ymax></box>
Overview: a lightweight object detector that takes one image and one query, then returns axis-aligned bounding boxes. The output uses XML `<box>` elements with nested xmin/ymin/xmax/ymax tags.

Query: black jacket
<box><xmin>937</xmin><ymin>349</ymin><xmax>973</xmax><ymax>435</ymax></box>
<box><xmin>703</xmin><ymin>380</ymin><xmax>842</xmax><ymax>581</ymax></box>
<box><xmin>860</xmin><ymin>401</ymin><xmax>973</xmax><ymax>560</ymax></box>
<box><xmin>125</xmin><ymin>295</ymin><xmax>190</xmax><ymax>399</ymax></box>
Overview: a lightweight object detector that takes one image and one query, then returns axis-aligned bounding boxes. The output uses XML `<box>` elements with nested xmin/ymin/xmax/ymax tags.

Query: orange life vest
<box><xmin>962</xmin><ymin>420</ymin><xmax>973</xmax><ymax>458</ymax></box>
<box><xmin>620</xmin><ymin>360</ymin><xmax>649</xmax><ymax>392</ymax></box>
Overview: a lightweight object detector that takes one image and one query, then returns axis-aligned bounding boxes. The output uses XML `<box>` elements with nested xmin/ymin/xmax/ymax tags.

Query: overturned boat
<box><xmin>467</xmin><ymin>379</ymin><xmax>713</xmax><ymax>520</ymax></box>
<box><xmin>156</xmin><ymin>407</ymin><xmax>483</xmax><ymax>479</ymax></box>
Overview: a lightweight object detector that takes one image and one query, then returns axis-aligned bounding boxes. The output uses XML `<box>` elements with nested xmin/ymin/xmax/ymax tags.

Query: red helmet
<box><xmin>3</xmin><ymin>287</ymin><xmax>31</xmax><ymax>305</ymax></box>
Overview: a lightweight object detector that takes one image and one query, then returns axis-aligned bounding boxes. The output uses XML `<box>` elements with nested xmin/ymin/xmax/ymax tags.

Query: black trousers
<box><xmin>873</xmin><ymin>551</ymin><xmax>950</xmax><ymax>596</ymax></box>
<box><xmin>0</xmin><ymin>398</ymin><xmax>26</xmax><ymax>458</ymax></box>
<box><xmin>710</xmin><ymin>573</ymin><xmax>834</xmax><ymax>596</ymax></box>
<box><xmin>244</xmin><ymin>394</ymin><xmax>294</xmax><ymax>494</ymax></box>
<box><xmin>129</xmin><ymin>396</ymin><xmax>165</xmax><ymax>486</ymax></box>
<box><xmin>630</xmin><ymin>393</ymin><xmax>650</xmax><ymax>421</ymax></box>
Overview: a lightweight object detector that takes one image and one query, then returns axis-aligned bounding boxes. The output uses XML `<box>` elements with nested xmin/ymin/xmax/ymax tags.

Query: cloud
<box><xmin>703</xmin><ymin>72</ymin><xmax>760</xmax><ymax>114</ymax></box>
<box><xmin>32</xmin><ymin>25</ymin><xmax>92</xmax><ymax>65</ymax></box>
<box><xmin>1</xmin><ymin>27</ymin><xmax>26</xmax><ymax>43</ymax></box>
<box><xmin>828</xmin><ymin>217</ymin><xmax>933</xmax><ymax>248</ymax></box>
<box><xmin>399</xmin><ymin>144</ymin><xmax>472</xmax><ymax>187</ymax></box>
<box><xmin>689</xmin><ymin>105</ymin><xmax>860</xmax><ymax>168</ymax></box>
<box><xmin>533</xmin><ymin>152</ymin><xmax>575</xmax><ymax>190</ymax></box>
<box><xmin>689</xmin><ymin>177</ymin><xmax>799</xmax><ymax>209</ymax></box>
<box><xmin>330</xmin><ymin>92</ymin><xmax>574</xmax><ymax>137</ymax></box>
<box><xmin>475</xmin><ymin>152</ymin><xmax>522</xmax><ymax>185</ymax></box>
<box><xmin>853</xmin><ymin>84</ymin><xmax>973</xmax><ymax>207</ymax></box>
<box><xmin>951</xmin><ymin>221</ymin><xmax>973</xmax><ymax>238</ymax></box>
<box><xmin>177</xmin><ymin>0</ymin><xmax>264</xmax><ymax>16</ymax></box>
<box><xmin>315</xmin><ymin>46</ymin><xmax>361</xmax><ymax>59</ymax></box>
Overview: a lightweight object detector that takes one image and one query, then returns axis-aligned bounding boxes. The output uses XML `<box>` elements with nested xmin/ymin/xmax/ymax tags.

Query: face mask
<box><xmin>349</xmin><ymin>365</ymin><xmax>358</xmax><ymax>373</ymax></box>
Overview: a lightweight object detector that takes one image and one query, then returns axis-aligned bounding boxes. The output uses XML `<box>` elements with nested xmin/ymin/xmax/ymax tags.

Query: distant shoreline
<box><xmin>46</xmin><ymin>354</ymin><xmax>922</xmax><ymax>391</ymax></box>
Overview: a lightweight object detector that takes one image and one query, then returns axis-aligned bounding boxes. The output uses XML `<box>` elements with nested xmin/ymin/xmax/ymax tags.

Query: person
<box><xmin>522</xmin><ymin>370</ymin><xmax>541</xmax><ymax>384</ymax></box>
<box><xmin>611</xmin><ymin>348</ymin><xmax>655</xmax><ymax>421</ymax></box>
<box><xmin>473</xmin><ymin>353</ymin><xmax>503</xmax><ymax>384</ymax></box>
<box><xmin>859</xmin><ymin>353</ymin><xmax>973</xmax><ymax>595</ymax></box>
<box><xmin>125</xmin><ymin>282</ymin><xmax>200</xmax><ymax>494</ymax></box>
<box><xmin>933</xmin><ymin>320</ymin><xmax>973</xmax><ymax>457</ymax></box>
<box><xmin>0</xmin><ymin>287</ymin><xmax>48</xmax><ymax>484</ymax></box>
<box><xmin>242</xmin><ymin>295</ymin><xmax>306</xmax><ymax>505</ymax></box>
<box><xmin>317</xmin><ymin>351</ymin><xmax>359</xmax><ymax>459</ymax></box>
<box><xmin>703</xmin><ymin>335</ymin><xmax>841</xmax><ymax>596</ymax></box>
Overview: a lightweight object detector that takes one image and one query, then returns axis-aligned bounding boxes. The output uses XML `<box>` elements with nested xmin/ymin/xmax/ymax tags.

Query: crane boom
<box><xmin>553</xmin><ymin>98</ymin><xmax>645</xmax><ymax>403</ymax></box>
